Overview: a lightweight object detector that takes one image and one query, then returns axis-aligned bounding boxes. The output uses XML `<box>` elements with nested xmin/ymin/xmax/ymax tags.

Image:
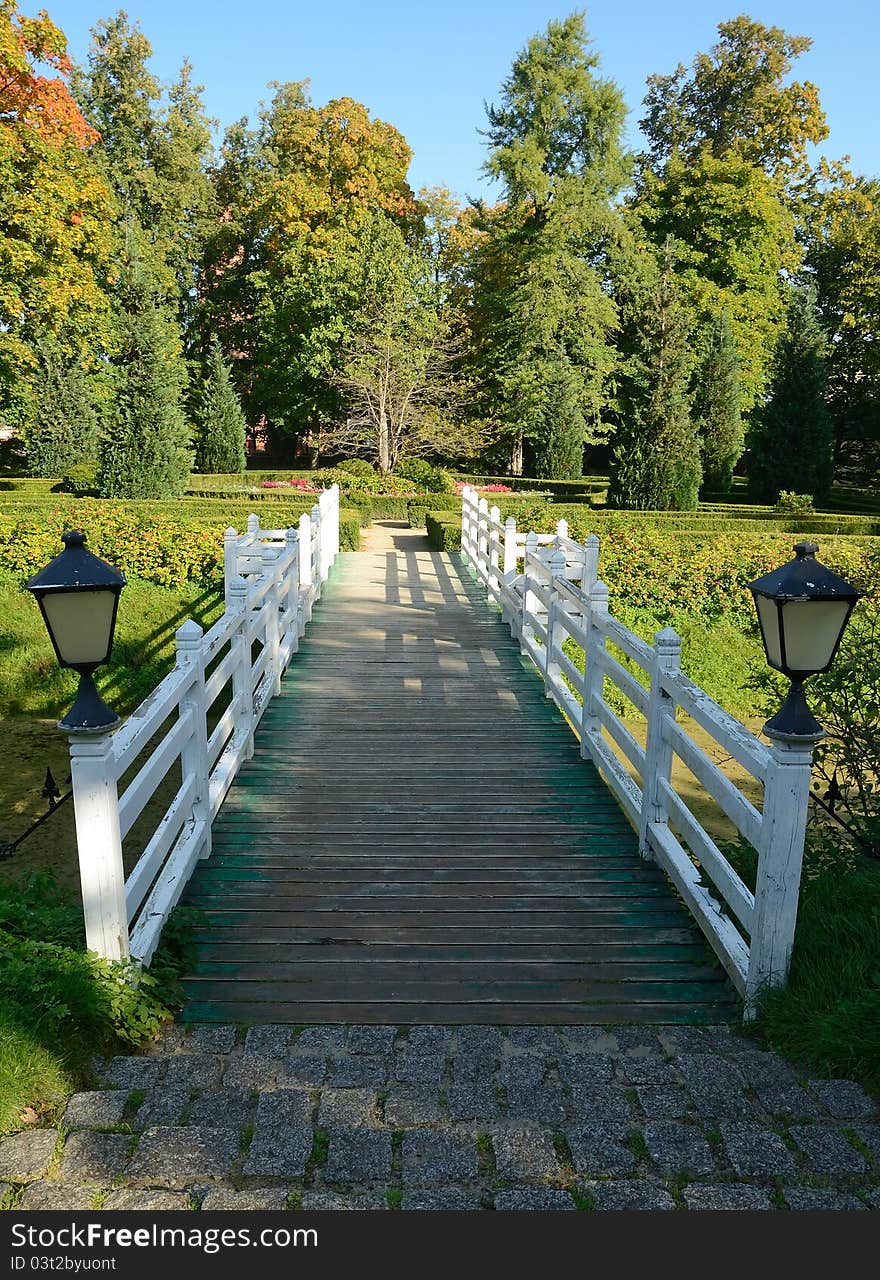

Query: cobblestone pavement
<box><xmin>1</xmin><ymin>1024</ymin><xmax>878</xmax><ymax>1211</ymax></box>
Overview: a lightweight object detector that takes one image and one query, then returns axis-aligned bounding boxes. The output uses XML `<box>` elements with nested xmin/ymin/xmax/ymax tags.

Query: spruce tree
<box><xmin>533</xmin><ymin>357</ymin><xmax>585</xmax><ymax>479</ymax></box>
<box><xmin>608</xmin><ymin>245</ymin><xmax>701</xmax><ymax>510</ymax></box>
<box><xmin>97</xmin><ymin>255</ymin><xmax>192</xmax><ymax>499</ymax></box>
<box><xmin>194</xmin><ymin>339</ymin><xmax>247</xmax><ymax>473</ymax></box>
<box><xmin>26</xmin><ymin>340</ymin><xmax>100</xmax><ymax>477</ymax></box>
<box><xmin>695</xmin><ymin>312</ymin><xmax>743</xmax><ymax>493</ymax></box>
<box><xmin>747</xmin><ymin>287</ymin><xmax>834</xmax><ymax>503</ymax></box>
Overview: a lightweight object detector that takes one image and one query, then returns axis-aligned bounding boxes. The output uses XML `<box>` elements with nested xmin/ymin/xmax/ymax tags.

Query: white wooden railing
<box><xmin>65</xmin><ymin>486</ymin><xmax>341</xmax><ymax>966</ymax></box>
<box><xmin>461</xmin><ymin>485</ymin><xmax>816</xmax><ymax>1017</ymax></box>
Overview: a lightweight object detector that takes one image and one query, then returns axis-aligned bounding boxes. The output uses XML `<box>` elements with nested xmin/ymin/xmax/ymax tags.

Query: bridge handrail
<box><xmin>461</xmin><ymin>484</ymin><xmax>816</xmax><ymax>1017</ymax></box>
<box><xmin>64</xmin><ymin>486</ymin><xmax>341</xmax><ymax>966</ymax></box>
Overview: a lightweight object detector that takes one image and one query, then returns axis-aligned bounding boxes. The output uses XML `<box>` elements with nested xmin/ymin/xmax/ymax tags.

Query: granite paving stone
<box><xmin>62</xmin><ymin>1092</ymin><xmax>128</xmax><ymax>1130</ymax></box>
<box><xmin>565</xmin><ymin>1124</ymin><xmax>636</xmax><ymax>1177</ymax></box>
<box><xmin>133</xmin><ymin>1088</ymin><xmax>190</xmax><ymax>1131</ymax></box>
<box><xmin>243</xmin><ymin>1091</ymin><xmax>313</xmax><ymax>1178</ymax></box>
<box><xmin>185</xmin><ymin>1027</ymin><xmax>237</xmax><ymax>1055</ymax></box>
<box><xmin>658</xmin><ymin>1028</ymin><xmax>710</xmax><ymax>1054</ymax></box>
<box><xmin>329</xmin><ymin>1056</ymin><xmax>388</xmax><ymax>1088</ymax></box>
<box><xmin>455</xmin><ymin>1027</ymin><xmax>503</xmax><ymax>1064</ymax></box>
<box><xmin>505</xmin><ymin>1085</ymin><xmax>568</xmax><ymax>1126</ymax></box>
<box><xmin>719</xmin><ymin>1122</ymin><xmax>799</xmax><ymax>1179</ymax></box>
<box><xmin>102</xmin><ymin>1189</ymin><xmax>191</xmax><ymax>1210</ymax></box>
<box><xmin>402</xmin><ymin>1189</ymin><xmax>482</xmax><ymax>1210</ymax></box>
<box><xmin>492</xmin><ymin>1129</ymin><xmax>561</xmax><ymax>1182</ymax></box>
<box><xmin>200</xmin><ymin>1187</ymin><xmax>292</xmax><ymax>1210</ymax></box>
<box><xmin>348</xmin><ymin>1026</ymin><xmax>396</xmax><ymax>1055</ymax></box>
<box><xmin>58</xmin><ymin>1133</ymin><xmax>131</xmax><ymax>1185</ymax></box>
<box><xmin>126</xmin><ymin>1127</ymin><xmax>239</xmax><ymax>1188</ymax></box>
<box><xmin>20</xmin><ymin>1184</ymin><xmax>98</xmax><ymax>1210</ymax></box>
<box><xmin>394</xmin><ymin>1051</ymin><xmax>445</xmax><ymax>1086</ymax></box>
<box><xmin>808</xmin><ymin>1080</ymin><xmax>878</xmax><ymax>1120</ymax></box>
<box><xmin>504</xmin><ymin>1028</ymin><xmax>561</xmax><ymax>1056</ymax></box>
<box><xmin>382</xmin><ymin>1088</ymin><xmax>444</xmax><ymax>1128</ymax></box>
<box><xmin>294</xmin><ymin>1027</ymin><xmax>345</xmax><ymax>1055</ymax></box>
<box><xmin>187</xmin><ymin>1088</ymin><xmax>254</xmax><ymax>1130</ymax></box>
<box><xmin>281</xmin><ymin>1055</ymin><xmax>329</xmax><ymax>1086</ymax></box>
<box><xmin>789</xmin><ymin>1125</ymin><xmax>868</xmax><ymax>1176</ymax></box>
<box><xmin>783</xmin><ymin>1188</ymin><xmax>866</xmax><ymax>1210</ymax></box>
<box><xmin>493</xmin><ymin>1188</ymin><xmax>573</xmax><ymax>1210</ymax></box>
<box><xmin>753</xmin><ymin>1082</ymin><xmax>822</xmax><ymax>1119</ymax></box>
<box><xmin>635</xmin><ymin>1086</ymin><xmax>692</xmax><ymax>1120</ymax></box>
<box><xmin>405</xmin><ymin>1027</ymin><xmax>449</xmax><ymax>1056</ymax></box>
<box><xmin>612</xmin><ymin>1029</ymin><xmax>663</xmax><ymax>1056</ymax></box>
<box><xmin>676</xmin><ymin>1054</ymin><xmax>751</xmax><ymax>1118</ymax></box>
<box><xmin>557</xmin><ymin>1054</ymin><xmax>615</xmax><ymax>1086</ymax></box>
<box><xmin>851</xmin><ymin>1124</ymin><xmax>880</xmax><ymax>1167</ymax></box>
<box><xmin>325</xmin><ymin>1129</ymin><xmax>392</xmax><ymax>1184</ymax></box>
<box><xmin>446</xmin><ymin>1084</ymin><xmax>501</xmax><ymax>1122</ymax></box>
<box><xmin>244</xmin><ymin>1026</ymin><xmax>292</xmax><ymax>1057</ymax></box>
<box><xmin>585</xmin><ymin>1181</ymin><xmax>675</xmax><ymax>1210</ymax></box>
<box><xmin>299</xmin><ymin>1191</ymin><xmax>387</xmax><ymax>1210</ymax></box>
<box><xmin>568</xmin><ymin>1083</ymin><xmax>630</xmax><ymax>1124</ymax></box>
<box><xmin>164</xmin><ymin>1055</ymin><xmax>224</xmax><ymax>1090</ymax></box>
<box><xmin>559</xmin><ymin>1027</ymin><xmax>616</xmax><ymax>1054</ymax></box>
<box><xmin>402</xmin><ymin>1131</ymin><xmax>478</xmax><ymax>1186</ymax></box>
<box><xmin>317</xmin><ymin>1089</ymin><xmax>379</xmax><ymax>1128</ymax></box>
<box><xmin>618</xmin><ymin>1057</ymin><xmax>679</xmax><ymax>1086</ymax></box>
<box><xmin>643</xmin><ymin>1122</ymin><xmax>716</xmax><ymax>1176</ymax></box>
<box><xmin>222</xmin><ymin>1054</ymin><xmax>281</xmax><ymax>1090</ymax></box>
<box><xmin>102</xmin><ymin>1058</ymin><xmax>165</xmax><ymax>1091</ymax></box>
<box><xmin>683</xmin><ymin>1185</ymin><xmax>774</xmax><ymax>1210</ymax></box>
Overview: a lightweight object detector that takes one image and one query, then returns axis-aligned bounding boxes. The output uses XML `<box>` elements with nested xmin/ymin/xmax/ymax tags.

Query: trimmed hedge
<box><xmin>455</xmin><ymin>473</ymin><xmax>606</xmax><ymax>497</ymax></box>
<box><xmin>0</xmin><ymin>498</ymin><xmax>361</xmax><ymax>586</ymax></box>
<box><xmin>426</xmin><ymin>512</ymin><xmax>462</xmax><ymax>551</ymax></box>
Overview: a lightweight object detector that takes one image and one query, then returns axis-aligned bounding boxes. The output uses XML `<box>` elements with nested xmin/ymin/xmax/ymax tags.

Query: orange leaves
<box><xmin>1</xmin><ymin>0</ymin><xmax>98</xmax><ymax>148</ymax></box>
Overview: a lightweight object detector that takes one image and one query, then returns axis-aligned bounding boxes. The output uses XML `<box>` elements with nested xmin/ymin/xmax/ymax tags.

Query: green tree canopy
<box><xmin>194</xmin><ymin>338</ymin><xmax>247</xmax><ymax>474</ymax></box>
<box><xmin>694</xmin><ymin>311</ymin><xmax>743</xmax><ymax>494</ymax></box>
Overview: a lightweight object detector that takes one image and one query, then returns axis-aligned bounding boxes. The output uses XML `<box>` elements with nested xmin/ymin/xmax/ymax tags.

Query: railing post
<box><xmin>228</xmin><ymin>573</ymin><xmax>254</xmax><ymax>762</ymax></box>
<box><xmin>311</xmin><ymin>502</ymin><xmax>322</xmax><ymax>594</ymax></box>
<box><xmin>262</xmin><ymin>543</ymin><xmax>283</xmax><ymax>696</ymax></box>
<box><xmin>638</xmin><ymin>627</ymin><xmax>682</xmax><ymax>860</ymax></box>
<box><xmin>247</xmin><ymin>513</ymin><xmax>260</xmax><ymax>537</ymax></box>
<box><xmin>521</xmin><ymin>531</ymin><xmax>539</xmax><ymax>655</ymax></box>
<box><xmin>745</xmin><ymin>738</ymin><xmax>816</xmax><ymax>1016</ymax></box>
<box><xmin>176</xmin><ymin>619</ymin><xmax>212</xmax><ymax>861</ymax></box>
<box><xmin>580</xmin><ymin>579</ymin><xmax>608</xmax><ymax>758</ymax></box>
<box><xmin>556</xmin><ymin>518</ymin><xmax>569</xmax><ymax>545</ymax></box>
<box><xmin>503</xmin><ymin>516</ymin><xmax>517</xmax><ymax>578</ymax></box>
<box><xmin>284</xmin><ymin>525</ymin><xmax>299</xmax><ymax>658</ymax></box>
<box><xmin>544</xmin><ymin>547</ymin><xmax>567</xmax><ymax>699</ymax></box>
<box><xmin>223</xmin><ymin>527</ymin><xmax>239</xmax><ymax>603</ymax></box>
<box><xmin>461</xmin><ymin>486</ymin><xmax>476</xmax><ymax>564</ymax></box>
<box><xmin>584</xmin><ymin>533</ymin><xmax>599</xmax><ymax>593</ymax></box>
<box><xmin>331</xmin><ymin>483</ymin><xmax>340</xmax><ymax>560</ymax></box>
<box><xmin>65</xmin><ymin>730</ymin><xmax>129</xmax><ymax>962</ymax></box>
<box><xmin>488</xmin><ymin>505</ymin><xmax>501</xmax><ymax>601</ymax></box>
<box><xmin>299</xmin><ymin>511</ymin><xmax>312</xmax><ymax>628</ymax></box>
<box><xmin>478</xmin><ymin>497</ymin><xmax>489</xmax><ymax>580</ymax></box>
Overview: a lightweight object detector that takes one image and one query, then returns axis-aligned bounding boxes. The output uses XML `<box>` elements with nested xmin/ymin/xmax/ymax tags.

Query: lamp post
<box><xmin>27</xmin><ymin>531</ymin><xmax>126</xmax><ymax>732</ymax></box>
<box><xmin>748</xmin><ymin>541</ymin><xmax>862</xmax><ymax>743</ymax></box>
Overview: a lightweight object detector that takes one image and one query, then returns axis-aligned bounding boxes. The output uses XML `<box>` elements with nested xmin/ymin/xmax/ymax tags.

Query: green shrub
<box><xmin>774</xmin><ymin>491</ymin><xmax>815</xmax><ymax>515</ymax></box>
<box><xmin>396</xmin><ymin>459</ymin><xmax>456</xmax><ymax>493</ymax></box>
<box><xmin>59</xmin><ymin>462</ymin><xmax>98</xmax><ymax>497</ymax></box>
<box><xmin>426</xmin><ymin>512</ymin><xmax>462</xmax><ymax>551</ymax></box>
<box><xmin>336</xmin><ymin>459</ymin><xmax>376</xmax><ymax>477</ymax></box>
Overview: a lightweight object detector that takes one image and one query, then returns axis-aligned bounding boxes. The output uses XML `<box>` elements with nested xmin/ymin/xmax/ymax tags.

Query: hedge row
<box><xmin>455</xmin><ymin>473</ymin><xmax>606</xmax><ymax>496</ymax></box>
<box><xmin>424</xmin><ymin>510</ymin><xmax>878</xmax><ymax>623</ymax></box>
<box><xmin>0</xmin><ymin>499</ymin><xmax>361</xmax><ymax>587</ymax></box>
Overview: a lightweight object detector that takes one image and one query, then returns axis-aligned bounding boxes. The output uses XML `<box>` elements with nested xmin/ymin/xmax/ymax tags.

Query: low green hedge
<box><xmin>426</xmin><ymin>511</ymin><xmax>462</xmax><ymax>552</ymax></box>
<box><xmin>0</xmin><ymin>498</ymin><xmax>361</xmax><ymax>586</ymax></box>
<box><xmin>455</xmin><ymin>473</ymin><xmax>606</xmax><ymax>497</ymax></box>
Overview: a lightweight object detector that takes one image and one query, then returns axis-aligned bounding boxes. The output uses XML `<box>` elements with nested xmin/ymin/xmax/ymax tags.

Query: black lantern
<box><xmin>27</xmin><ymin>531</ymin><xmax>126</xmax><ymax>732</ymax></box>
<box><xmin>748</xmin><ymin>541</ymin><xmax>862</xmax><ymax>741</ymax></box>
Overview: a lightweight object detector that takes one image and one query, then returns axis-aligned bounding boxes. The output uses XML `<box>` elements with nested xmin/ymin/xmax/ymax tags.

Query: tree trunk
<box><xmin>378</xmin><ymin>411</ymin><xmax>391</xmax><ymax>475</ymax></box>
<box><xmin>510</xmin><ymin>429</ymin><xmax>524</xmax><ymax>476</ymax></box>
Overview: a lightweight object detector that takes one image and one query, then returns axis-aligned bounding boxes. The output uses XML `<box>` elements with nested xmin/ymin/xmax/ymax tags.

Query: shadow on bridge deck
<box><xmin>180</xmin><ymin>530</ymin><xmax>738</xmax><ymax>1025</ymax></box>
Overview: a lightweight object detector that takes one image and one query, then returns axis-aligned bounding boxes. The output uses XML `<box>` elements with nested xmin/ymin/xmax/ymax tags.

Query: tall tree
<box><xmin>0</xmin><ymin>0</ymin><xmax>115</xmax><ymax>418</ymax></box>
<box><xmin>25</xmin><ymin>339</ymin><xmax>100</xmax><ymax>477</ymax></box>
<box><xmin>608</xmin><ymin>241</ymin><xmax>701</xmax><ymax>510</ymax></box>
<box><xmin>694</xmin><ymin>312</ymin><xmax>743</xmax><ymax>493</ymax></box>
<box><xmin>97</xmin><ymin>250</ymin><xmax>192</xmax><ymax>498</ymax></box>
<box><xmin>746</xmin><ymin>287</ymin><xmax>834</xmax><ymax>503</ymax></box>
<box><xmin>471</xmin><ymin>12</ymin><xmax>629</xmax><ymax>474</ymax></box>
<box><xmin>194</xmin><ymin>338</ymin><xmax>246</xmax><ymax>473</ymax></box>
<box><xmin>533</xmin><ymin>355</ymin><xmax>585</xmax><ymax>479</ymax></box>
<box><xmin>640</xmin><ymin>15</ymin><xmax>827</xmax><ymax>185</ymax></box>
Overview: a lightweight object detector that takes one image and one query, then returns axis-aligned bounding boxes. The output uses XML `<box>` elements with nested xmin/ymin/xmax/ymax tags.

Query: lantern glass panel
<box><xmin>755</xmin><ymin>594</ymin><xmax>782</xmax><ymax>668</ymax></box>
<box><xmin>780</xmin><ymin>598</ymin><xmax>852</xmax><ymax>673</ymax></box>
<box><xmin>42</xmin><ymin>589</ymin><xmax>117</xmax><ymax>667</ymax></box>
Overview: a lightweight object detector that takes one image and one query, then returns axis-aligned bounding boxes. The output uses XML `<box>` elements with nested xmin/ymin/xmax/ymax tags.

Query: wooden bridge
<box><xmin>62</xmin><ymin>486</ymin><xmax>817</xmax><ymax>1027</ymax></box>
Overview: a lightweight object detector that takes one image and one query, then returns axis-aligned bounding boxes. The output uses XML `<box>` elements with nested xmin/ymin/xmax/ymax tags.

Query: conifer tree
<box><xmin>26</xmin><ymin>341</ymin><xmax>100</xmax><ymax>477</ymax></box>
<box><xmin>533</xmin><ymin>357</ymin><xmax>585</xmax><ymax>479</ymax></box>
<box><xmin>194</xmin><ymin>339</ymin><xmax>247</xmax><ymax>473</ymax></box>
<box><xmin>746</xmin><ymin>287</ymin><xmax>834</xmax><ymax>503</ymax></box>
<box><xmin>97</xmin><ymin>254</ymin><xmax>192</xmax><ymax>499</ymax></box>
<box><xmin>695</xmin><ymin>312</ymin><xmax>743</xmax><ymax>493</ymax></box>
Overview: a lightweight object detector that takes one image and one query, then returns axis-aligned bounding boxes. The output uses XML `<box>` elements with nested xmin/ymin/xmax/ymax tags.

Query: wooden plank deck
<box><xmin>180</xmin><ymin>529</ymin><xmax>738</xmax><ymax>1024</ymax></box>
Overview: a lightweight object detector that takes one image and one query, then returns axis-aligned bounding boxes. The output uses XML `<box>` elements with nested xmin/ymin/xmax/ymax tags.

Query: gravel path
<box><xmin>1</xmin><ymin>1023</ymin><xmax>877</xmax><ymax>1211</ymax></box>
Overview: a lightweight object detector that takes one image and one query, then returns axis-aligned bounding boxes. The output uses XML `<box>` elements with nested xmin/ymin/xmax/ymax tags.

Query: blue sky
<box><xmin>48</xmin><ymin>1</ymin><xmax>880</xmax><ymax>200</ymax></box>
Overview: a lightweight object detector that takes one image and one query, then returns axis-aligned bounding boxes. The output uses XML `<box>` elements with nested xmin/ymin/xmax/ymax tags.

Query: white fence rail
<box><xmin>461</xmin><ymin>485</ymin><xmax>816</xmax><ymax>1016</ymax></box>
<box><xmin>65</xmin><ymin>485</ymin><xmax>341</xmax><ymax>966</ymax></box>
